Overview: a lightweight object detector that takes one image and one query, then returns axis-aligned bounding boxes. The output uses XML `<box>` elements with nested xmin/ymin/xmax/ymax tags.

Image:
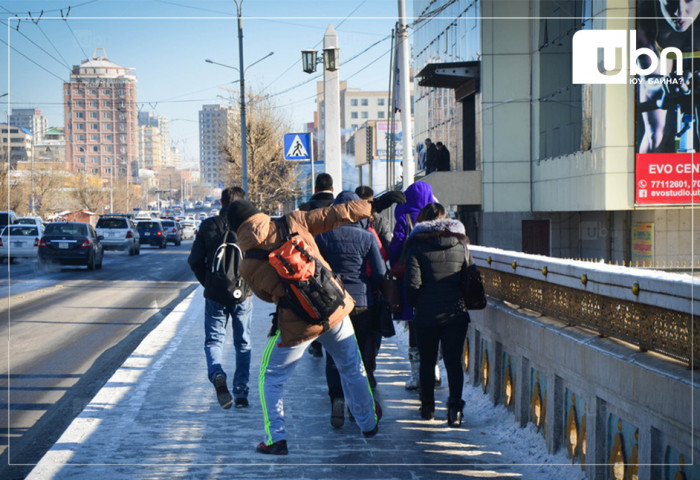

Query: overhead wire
<box><xmin>29</xmin><ymin>16</ymin><xmax>72</xmax><ymax>69</ymax></box>
<box><xmin>0</xmin><ymin>19</ymin><xmax>72</xmax><ymax>72</ymax></box>
<box><xmin>0</xmin><ymin>36</ymin><xmax>66</xmax><ymax>82</ymax></box>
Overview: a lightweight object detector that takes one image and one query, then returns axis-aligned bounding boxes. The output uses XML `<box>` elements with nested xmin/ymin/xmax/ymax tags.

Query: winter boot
<box><xmin>419</xmin><ymin>400</ymin><xmax>435</xmax><ymax>420</ymax></box>
<box><xmin>447</xmin><ymin>398</ymin><xmax>466</xmax><ymax>427</ymax></box>
<box><xmin>405</xmin><ymin>347</ymin><xmax>420</xmax><ymax>391</ymax></box>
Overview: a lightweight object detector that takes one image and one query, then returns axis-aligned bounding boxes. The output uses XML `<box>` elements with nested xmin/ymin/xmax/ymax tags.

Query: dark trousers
<box><xmin>415</xmin><ymin>320</ymin><xmax>468</xmax><ymax>405</ymax></box>
<box><xmin>326</xmin><ymin>306</ymin><xmax>377</xmax><ymax>400</ymax></box>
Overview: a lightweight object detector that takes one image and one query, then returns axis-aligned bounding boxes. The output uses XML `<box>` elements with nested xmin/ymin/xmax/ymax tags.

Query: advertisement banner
<box><xmin>375</xmin><ymin>121</ymin><xmax>402</xmax><ymax>159</ymax></box>
<box><xmin>631</xmin><ymin>222</ymin><xmax>654</xmax><ymax>266</ymax></box>
<box><xmin>634</xmin><ymin>0</ymin><xmax>699</xmax><ymax>205</ymax></box>
<box><xmin>635</xmin><ymin>153</ymin><xmax>700</xmax><ymax>204</ymax></box>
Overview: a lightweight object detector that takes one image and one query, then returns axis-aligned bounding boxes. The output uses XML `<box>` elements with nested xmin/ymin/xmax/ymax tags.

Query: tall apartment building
<box><xmin>137</xmin><ymin>126</ymin><xmax>163</xmax><ymax>171</ymax></box>
<box><xmin>9</xmin><ymin>109</ymin><xmax>48</xmax><ymax>144</ymax></box>
<box><xmin>64</xmin><ymin>48</ymin><xmax>138</xmax><ymax>183</ymax></box>
<box><xmin>198</xmin><ymin>104</ymin><xmax>236</xmax><ymax>187</ymax></box>
<box><xmin>138</xmin><ymin>111</ymin><xmax>171</xmax><ymax>168</ymax></box>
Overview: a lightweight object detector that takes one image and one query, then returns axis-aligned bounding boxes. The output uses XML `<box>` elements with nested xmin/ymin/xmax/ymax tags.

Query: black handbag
<box><xmin>461</xmin><ymin>261</ymin><xmax>487</xmax><ymax>310</ymax></box>
<box><xmin>372</xmin><ymin>291</ymin><xmax>396</xmax><ymax>337</ymax></box>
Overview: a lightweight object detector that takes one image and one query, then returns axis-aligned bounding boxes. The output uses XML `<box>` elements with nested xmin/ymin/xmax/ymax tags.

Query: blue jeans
<box><xmin>204</xmin><ymin>296</ymin><xmax>253</xmax><ymax>399</ymax></box>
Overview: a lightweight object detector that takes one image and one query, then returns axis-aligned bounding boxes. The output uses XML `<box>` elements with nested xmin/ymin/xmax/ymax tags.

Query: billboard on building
<box><xmin>634</xmin><ymin>0</ymin><xmax>700</xmax><ymax>205</ymax></box>
<box><xmin>375</xmin><ymin>121</ymin><xmax>403</xmax><ymax>159</ymax></box>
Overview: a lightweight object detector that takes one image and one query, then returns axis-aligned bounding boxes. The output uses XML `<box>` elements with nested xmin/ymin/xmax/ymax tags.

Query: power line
<box><xmin>30</xmin><ymin>17</ymin><xmax>72</xmax><ymax>69</ymax></box>
<box><xmin>0</xmin><ymin>19</ymin><xmax>72</xmax><ymax>72</ymax></box>
<box><xmin>63</xmin><ymin>17</ymin><xmax>90</xmax><ymax>60</ymax></box>
<box><xmin>0</xmin><ymin>36</ymin><xmax>66</xmax><ymax>82</ymax></box>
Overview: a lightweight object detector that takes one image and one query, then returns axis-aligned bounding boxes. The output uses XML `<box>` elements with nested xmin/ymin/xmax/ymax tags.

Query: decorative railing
<box><xmin>469</xmin><ymin>246</ymin><xmax>700</xmax><ymax>367</ymax></box>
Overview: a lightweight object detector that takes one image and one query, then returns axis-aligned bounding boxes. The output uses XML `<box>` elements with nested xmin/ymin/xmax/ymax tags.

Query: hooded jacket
<box><xmin>234</xmin><ymin>199</ymin><xmax>373</xmax><ymax>347</ymax></box>
<box><xmin>403</xmin><ymin>217</ymin><xmax>470</xmax><ymax>327</ymax></box>
<box><xmin>316</xmin><ymin>191</ymin><xmax>386</xmax><ymax>307</ymax></box>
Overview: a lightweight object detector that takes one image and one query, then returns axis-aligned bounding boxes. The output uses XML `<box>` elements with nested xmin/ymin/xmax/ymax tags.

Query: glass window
<box><xmin>103</xmin><ymin>89</ymin><xmax>111</xmax><ymax>95</ymax></box>
<box><xmin>378</xmin><ymin>111</ymin><xmax>385</xmax><ymax>118</ymax></box>
<box><xmin>89</xmin><ymin>100</ymin><xmax>97</xmax><ymax>107</ymax></box>
<box><xmin>92</xmin><ymin>146</ymin><xmax>99</xmax><ymax>152</ymax></box>
<box><xmin>92</xmin><ymin>156</ymin><xmax>100</xmax><ymax>163</ymax></box>
<box><xmin>76</xmin><ymin>100</ymin><xmax>85</xmax><ymax>107</ymax></box>
<box><xmin>351</xmin><ymin>112</ymin><xmax>358</xmax><ymax>119</ymax></box>
<box><xmin>75</xmin><ymin>112</ymin><xmax>84</xmax><ymax>118</ymax></box>
<box><xmin>89</xmin><ymin>89</ymin><xmax>98</xmax><ymax>95</ymax></box>
<box><xmin>350</xmin><ymin>99</ymin><xmax>358</xmax><ymax>106</ymax></box>
<box><xmin>78</xmin><ymin>157</ymin><xmax>85</xmax><ymax>163</ymax></box>
<box><xmin>76</xmin><ymin>123</ymin><xmax>85</xmax><ymax>130</ymax></box>
<box><xmin>361</xmin><ymin>98</ymin><xmax>368</xmax><ymax>106</ymax></box>
<box><xmin>361</xmin><ymin>112</ymin><xmax>368</xmax><ymax>119</ymax></box>
<box><xmin>104</xmin><ymin>123</ymin><xmax>112</xmax><ymax>130</ymax></box>
<box><xmin>378</xmin><ymin>98</ymin><xmax>385</xmax><ymax>106</ymax></box>
<box><xmin>90</xmin><ymin>134</ymin><xmax>99</xmax><ymax>141</ymax></box>
<box><xmin>89</xmin><ymin>112</ymin><xmax>98</xmax><ymax>119</ymax></box>
<box><xmin>104</xmin><ymin>100</ymin><xmax>112</xmax><ymax>107</ymax></box>
<box><xmin>90</xmin><ymin>123</ymin><xmax>99</xmax><ymax>130</ymax></box>
<box><xmin>104</xmin><ymin>112</ymin><xmax>113</xmax><ymax>119</ymax></box>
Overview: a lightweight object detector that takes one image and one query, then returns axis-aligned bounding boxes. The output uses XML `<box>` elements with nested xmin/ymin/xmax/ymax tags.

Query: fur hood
<box><xmin>407</xmin><ymin>217</ymin><xmax>468</xmax><ymax>245</ymax></box>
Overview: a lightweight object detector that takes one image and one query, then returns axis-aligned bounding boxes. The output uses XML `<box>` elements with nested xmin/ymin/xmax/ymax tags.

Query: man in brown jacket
<box><xmin>226</xmin><ymin>191</ymin><xmax>404</xmax><ymax>455</ymax></box>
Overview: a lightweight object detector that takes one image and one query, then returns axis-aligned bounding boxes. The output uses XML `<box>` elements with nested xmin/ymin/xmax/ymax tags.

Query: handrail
<box><xmin>469</xmin><ymin>246</ymin><xmax>699</xmax><ymax>367</ymax></box>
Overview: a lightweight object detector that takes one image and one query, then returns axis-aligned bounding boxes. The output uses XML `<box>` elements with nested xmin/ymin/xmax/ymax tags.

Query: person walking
<box><xmin>388</xmin><ymin>181</ymin><xmax>439</xmax><ymax>391</ymax></box>
<box><xmin>226</xmin><ymin>191</ymin><xmax>405</xmax><ymax>455</ymax></box>
<box><xmin>436</xmin><ymin>141</ymin><xmax>451</xmax><ymax>171</ymax></box>
<box><xmin>299</xmin><ymin>172</ymin><xmax>335</xmax><ymax>358</ymax></box>
<box><xmin>424</xmin><ymin>138</ymin><xmax>439</xmax><ymax>174</ymax></box>
<box><xmin>355</xmin><ymin>185</ymin><xmax>392</xmax><ymax>253</ymax></box>
<box><xmin>403</xmin><ymin>202</ymin><xmax>470</xmax><ymax>426</ymax></box>
<box><xmin>188</xmin><ymin>186</ymin><xmax>253</xmax><ymax>410</ymax></box>
<box><xmin>316</xmin><ymin>191</ymin><xmax>387</xmax><ymax>429</ymax></box>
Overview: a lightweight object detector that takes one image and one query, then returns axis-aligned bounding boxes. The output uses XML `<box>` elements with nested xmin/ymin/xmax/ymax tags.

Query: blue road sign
<box><xmin>284</xmin><ymin>133</ymin><xmax>312</xmax><ymax>161</ymax></box>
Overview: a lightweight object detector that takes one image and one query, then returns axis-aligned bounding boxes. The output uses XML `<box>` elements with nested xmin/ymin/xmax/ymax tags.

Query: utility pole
<box><xmin>234</xmin><ymin>0</ymin><xmax>248</xmax><ymax>194</ymax></box>
<box><xmin>397</xmin><ymin>0</ymin><xmax>414</xmax><ymax>188</ymax></box>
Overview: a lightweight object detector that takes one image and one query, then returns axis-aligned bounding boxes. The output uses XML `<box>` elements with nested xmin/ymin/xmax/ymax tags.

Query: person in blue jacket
<box><xmin>316</xmin><ymin>191</ymin><xmax>387</xmax><ymax>429</ymax></box>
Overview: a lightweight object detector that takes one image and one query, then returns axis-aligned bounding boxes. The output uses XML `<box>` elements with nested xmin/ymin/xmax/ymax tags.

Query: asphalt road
<box><xmin>0</xmin><ymin>239</ymin><xmax>199</xmax><ymax>479</ymax></box>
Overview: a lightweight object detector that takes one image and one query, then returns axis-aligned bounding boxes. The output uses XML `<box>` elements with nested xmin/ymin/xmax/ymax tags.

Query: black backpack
<box><xmin>206</xmin><ymin>216</ymin><xmax>247</xmax><ymax>305</ymax></box>
<box><xmin>247</xmin><ymin>216</ymin><xmax>346</xmax><ymax>331</ymax></box>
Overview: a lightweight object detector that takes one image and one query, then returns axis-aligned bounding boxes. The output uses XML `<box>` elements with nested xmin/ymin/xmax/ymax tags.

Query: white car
<box><xmin>0</xmin><ymin>224</ymin><xmax>41</xmax><ymax>262</ymax></box>
<box><xmin>180</xmin><ymin>220</ymin><xmax>197</xmax><ymax>240</ymax></box>
<box><xmin>17</xmin><ymin>216</ymin><xmax>45</xmax><ymax>235</ymax></box>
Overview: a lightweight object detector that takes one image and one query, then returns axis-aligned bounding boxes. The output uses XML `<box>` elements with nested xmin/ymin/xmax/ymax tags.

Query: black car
<box><xmin>39</xmin><ymin>222</ymin><xmax>104</xmax><ymax>270</ymax></box>
<box><xmin>136</xmin><ymin>220</ymin><xmax>167</xmax><ymax>249</ymax></box>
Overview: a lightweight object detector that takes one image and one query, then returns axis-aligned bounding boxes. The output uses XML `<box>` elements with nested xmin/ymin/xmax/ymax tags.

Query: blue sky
<box><xmin>2</xmin><ymin>0</ymin><xmax>409</xmax><ymax>167</ymax></box>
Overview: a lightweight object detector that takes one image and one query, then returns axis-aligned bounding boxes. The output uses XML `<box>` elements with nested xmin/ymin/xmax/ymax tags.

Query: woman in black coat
<box><xmin>403</xmin><ymin>203</ymin><xmax>469</xmax><ymax>426</ymax></box>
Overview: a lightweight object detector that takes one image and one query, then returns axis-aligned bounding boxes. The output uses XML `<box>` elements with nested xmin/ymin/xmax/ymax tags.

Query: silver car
<box><xmin>95</xmin><ymin>216</ymin><xmax>140</xmax><ymax>255</ymax></box>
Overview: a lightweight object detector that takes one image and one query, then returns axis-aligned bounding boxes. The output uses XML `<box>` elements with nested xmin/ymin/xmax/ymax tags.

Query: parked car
<box><xmin>160</xmin><ymin>219</ymin><xmax>181</xmax><ymax>246</ymax></box>
<box><xmin>0</xmin><ymin>211</ymin><xmax>18</xmax><ymax>229</ymax></box>
<box><xmin>197</xmin><ymin>212</ymin><xmax>207</xmax><ymax>221</ymax></box>
<box><xmin>180</xmin><ymin>220</ymin><xmax>197</xmax><ymax>240</ymax></box>
<box><xmin>0</xmin><ymin>225</ymin><xmax>41</xmax><ymax>262</ymax></box>
<box><xmin>95</xmin><ymin>216</ymin><xmax>140</xmax><ymax>255</ymax></box>
<box><xmin>136</xmin><ymin>220</ymin><xmax>167</xmax><ymax>249</ymax></box>
<box><xmin>39</xmin><ymin>222</ymin><xmax>103</xmax><ymax>270</ymax></box>
<box><xmin>17</xmin><ymin>216</ymin><xmax>45</xmax><ymax>235</ymax></box>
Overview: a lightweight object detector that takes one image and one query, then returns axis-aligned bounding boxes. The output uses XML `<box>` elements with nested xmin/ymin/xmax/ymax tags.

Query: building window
<box><xmin>90</xmin><ymin>123</ymin><xmax>99</xmax><ymax>130</ymax></box>
<box><xmin>351</xmin><ymin>112</ymin><xmax>358</xmax><ymax>119</ymax></box>
<box><xmin>88</xmin><ymin>112</ymin><xmax>98</xmax><ymax>119</ymax></box>
<box><xmin>118</xmin><ymin>89</ymin><xmax>126</xmax><ymax>96</ymax></box>
<box><xmin>378</xmin><ymin>98</ymin><xmax>385</xmax><ymax>106</ymax></box>
<box><xmin>77</xmin><ymin>134</ymin><xmax>86</xmax><ymax>141</ymax></box>
<box><xmin>350</xmin><ymin>99</ymin><xmax>358</xmax><ymax>106</ymax></box>
<box><xmin>76</xmin><ymin>123</ymin><xmax>85</xmax><ymax>130</ymax></box>
<box><xmin>105</xmin><ymin>134</ymin><xmax>113</xmax><ymax>141</ymax></box>
<box><xmin>78</xmin><ymin>157</ymin><xmax>85</xmax><ymax>163</ymax></box>
<box><xmin>104</xmin><ymin>123</ymin><xmax>113</xmax><ymax>130</ymax></box>
<box><xmin>378</xmin><ymin>111</ymin><xmax>385</xmax><ymax>118</ymax></box>
<box><xmin>92</xmin><ymin>146</ymin><xmax>99</xmax><ymax>153</ymax></box>
<box><xmin>104</xmin><ymin>112</ymin><xmax>113</xmax><ymax>119</ymax></box>
<box><xmin>75</xmin><ymin>112</ymin><xmax>85</xmax><ymax>119</ymax></box>
<box><xmin>92</xmin><ymin>156</ymin><xmax>99</xmax><ymax>163</ymax></box>
<box><xmin>361</xmin><ymin>98</ymin><xmax>368</xmax><ymax>106</ymax></box>
<box><xmin>75</xmin><ymin>88</ymin><xmax>84</xmax><ymax>95</ymax></box>
<box><xmin>103</xmin><ymin>101</ymin><xmax>112</xmax><ymax>107</ymax></box>
<box><xmin>103</xmin><ymin>89</ymin><xmax>111</xmax><ymax>95</ymax></box>
<box><xmin>105</xmin><ymin>146</ymin><xmax>113</xmax><ymax>152</ymax></box>
<box><xmin>91</xmin><ymin>134</ymin><xmax>99</xmax><ymax>141</ymax></box>
<box><xmin>76</xmin><ymin>100</ymin><xmax>85</xmax><ymax>107</ymax></box>
<box><xmin>361</xmin><ymin>111</ymin><xmax>368</xmax><ymax>119</ymax></box>
<box><xmin>89</xmin><ymin>89</ymin><xmax>98</xmax><ymax>95</ymax></box>
<box><xmin>78</xmin><ymin>146</ymin><xmax>85</xmax><ymax>152</ymax></box>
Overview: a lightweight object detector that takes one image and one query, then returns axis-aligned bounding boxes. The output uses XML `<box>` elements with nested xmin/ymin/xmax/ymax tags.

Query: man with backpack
<box><xmin>226</xmin><ymin>190</ymin><xmax>405</xmax><ymax>455</ymax></box>
<box><xmin>188</xmin><ymin>186</ymin><xmax>253</xmax><ymax>410</ymax></box>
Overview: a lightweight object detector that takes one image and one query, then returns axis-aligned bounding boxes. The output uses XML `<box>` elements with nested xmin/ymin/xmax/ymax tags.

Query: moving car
<box><xmin>0</xmin><ymin>225</ymin><xmax>41</xmax><ymax>262</ymax></box>
<box><xmin>136</xmin><ymin>220</ymin><xmax>167</xmax><ymax>249</ymax></box>
<box><xmin>17</xmin><ymin>216</ymin><xmax>45</xmax><ymax>235</ymax></box>
<box><xmin>180</xmin><ymin>220</ymin><xmax>197</xmax><ymax>240</ymax></box>
<box><xmin>95</xmin><ymin>216</ymin><xmax>140</xmax><ymax>255</ymax></box>
<box><xmin>160</xmin><ymin>219</ymin><xmax>182</xmax><ymax>246</ymax></box>
<box><xmin>39</xmin><ymin>222</ymin><xmax>104</xmax><ymax>270</ymax></box>
<box><xmin>0</xmin><ymin>211</ymin><xmax>18</xmax><ymax>229</ymax></box>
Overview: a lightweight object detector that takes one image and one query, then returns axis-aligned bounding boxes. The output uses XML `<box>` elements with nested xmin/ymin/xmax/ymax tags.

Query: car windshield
<box><xmin>2</xmin><ymin>226</ymin><xmax>38</xmax><ymax>236</ymax></box>
<box><xmin>138</xmin><ymin>222</ymin><xmax>160</xmax><ymax>229</ymax></box>
<box><xmin>44</xmin><ymin>223</ymin><xmax>87</xmax><ymax>236</ymax></box>
<box><xmin>96</xmin><ymin>218</ymin><xmax>128</xmax><ymax>229</ymax></box>
<box><xmin>17</xmin><ymin>218</ymin><xmax>38</xmax><ymax>225</ymax></box>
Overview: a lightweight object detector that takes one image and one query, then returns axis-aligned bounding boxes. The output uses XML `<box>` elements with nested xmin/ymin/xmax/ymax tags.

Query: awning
<box><xmin>416</xmin><ymin>61</ymin><xmax>480</xmax><ymax>99</ymax></box>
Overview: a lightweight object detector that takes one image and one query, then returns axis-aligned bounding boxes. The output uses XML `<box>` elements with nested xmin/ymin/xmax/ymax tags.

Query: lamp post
<box><xmin>205</xmin><ymin>50</ymin><xmax>274</xmax><ymax>194</ymax></box>
<box><xmin>301</xmin><ymin>25</ymin><xmax>341</xmax><ymax>188</ymax></box>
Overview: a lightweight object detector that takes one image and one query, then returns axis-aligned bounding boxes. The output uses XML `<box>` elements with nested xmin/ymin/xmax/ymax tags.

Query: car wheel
<box><xmin>87</xmin><ymin>253</ymin><xmax>96</xmax><ymax>271</ymax></box>
<box><xmin>135</xmin><ymin>245</ymin><xmax>140</xmax><ymax>255</ymax></box>
<box><xmin>128</xmin><ymin>244</ymin><xmax>135</xmax><ymax>256</ymax></box>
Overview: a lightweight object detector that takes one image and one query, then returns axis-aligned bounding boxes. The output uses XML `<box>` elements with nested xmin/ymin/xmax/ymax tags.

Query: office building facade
<box><xmin>199</xmin><ymin>104</ymin><xmax>236</xmax><ymax>187</ymax></box>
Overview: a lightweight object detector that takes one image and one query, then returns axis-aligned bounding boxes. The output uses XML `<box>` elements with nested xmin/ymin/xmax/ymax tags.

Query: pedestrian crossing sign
<box><xmin>284</xmin><ymin>133</ymin><xmax>312</xmax><ymax>161</ymax></box>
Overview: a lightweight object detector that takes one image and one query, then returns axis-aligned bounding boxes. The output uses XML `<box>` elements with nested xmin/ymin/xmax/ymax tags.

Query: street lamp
<box><xmin>300</xmin><ymin>25</ymin><xmax>342</xmax><ymax>188</ymax></box>
<box><xmin>300</xmin><ymin>47</ymin><xmax>339</xmax><ymax>74</ymax></box>
<box><xmin>204</xmin><ymin>50</ymin><xmax>274</xmax><ymax>194</ymax></box>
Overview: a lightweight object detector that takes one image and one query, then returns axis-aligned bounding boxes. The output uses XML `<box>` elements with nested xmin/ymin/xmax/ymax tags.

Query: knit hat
<box><xmin>226</xmin><ymin>200</ymin><xmax>261</xmax><ymax>232</ymax></box>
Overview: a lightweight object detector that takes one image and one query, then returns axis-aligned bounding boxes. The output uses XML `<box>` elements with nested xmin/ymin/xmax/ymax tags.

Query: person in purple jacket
<box><xmin>388</xmin><ymin>181</ymin><xmax>438</xmax><ymax>390</ymax></box>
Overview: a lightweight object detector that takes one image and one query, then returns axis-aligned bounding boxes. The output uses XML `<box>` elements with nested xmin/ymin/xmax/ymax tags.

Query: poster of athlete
<box><xmin>635</xmin><ymin>0</ymin><xmax>700</xmax><ymax>204</ymax></box>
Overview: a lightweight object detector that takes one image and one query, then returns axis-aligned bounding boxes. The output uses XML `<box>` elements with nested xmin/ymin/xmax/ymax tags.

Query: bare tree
<box><xmin>71</xmin><ymin>176</ymin><xmax>108</xmax><ymax>213</ymax></box>
<box><xmin>220</xmin><ymin>93</ymin><xmax>301</xmax><ymax>213</ymax></box>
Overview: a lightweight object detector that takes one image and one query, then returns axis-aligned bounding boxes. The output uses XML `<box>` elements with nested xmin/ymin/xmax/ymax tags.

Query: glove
<box><xmin>372</xmin><ymin>190</ymin><xmax>407</xmax><ymax>213</ymax></box>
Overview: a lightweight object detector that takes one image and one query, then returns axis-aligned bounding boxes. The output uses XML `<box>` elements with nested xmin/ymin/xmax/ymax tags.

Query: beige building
<box><xmin>0</xmin><ymin>123</ymin><xmax>33</xmax><ymax>167</ymax></box>
<box><xmin>63</xmin><ymin>48</ymin><xmax>138</xmax><ymax>183</ymax></box>
<box><xmin>199</xmin><ymin>104</ymin><xmax>236</xmax><ymax>187</ymax></box>
<box><xmin>138</xmin><ymin>126</ymin><xmax>163</xmax><ymax>171</ymax></box>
